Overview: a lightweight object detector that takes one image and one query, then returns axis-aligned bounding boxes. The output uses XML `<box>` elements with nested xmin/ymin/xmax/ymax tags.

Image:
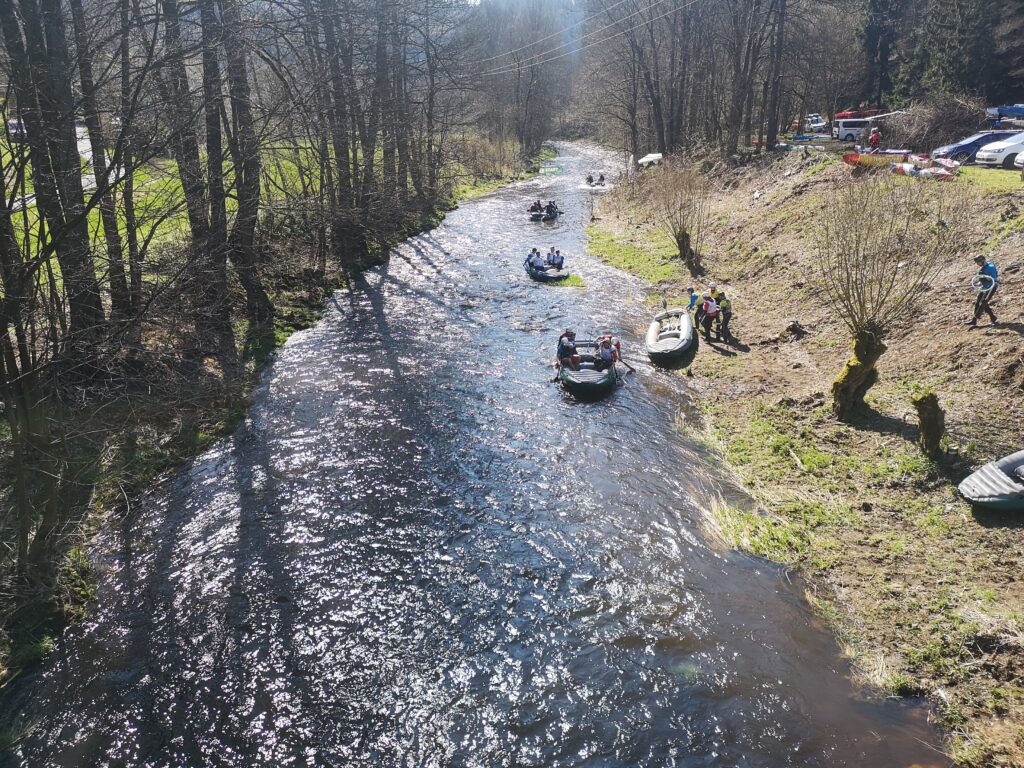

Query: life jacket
<box><xmin>703</xmin><ymin>299</ymin><xmax>719</xmax><ymax>317</ymax></box>
<box><xmin>719</xmin><ymin>298</ymin><xmax>732</xmax><ymax>313</ymax></box>
<box><xmin>596</xmin><ymin>333</ymin><xmax>621</xmax><ymax>360</ymax></box>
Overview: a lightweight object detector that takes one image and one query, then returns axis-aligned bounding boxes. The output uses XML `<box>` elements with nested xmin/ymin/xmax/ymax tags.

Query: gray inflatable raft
<box><xmin>958</xmin><ymin>450</ymin><xmax>1024</xmax><ymax>511</ymax></box>
<box><xmin>645</xmin><ymin>308</ymin><xmax>695</xmax><ymax>364</ymax></box>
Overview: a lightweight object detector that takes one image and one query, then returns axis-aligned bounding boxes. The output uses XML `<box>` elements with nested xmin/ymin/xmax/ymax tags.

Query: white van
<box><xmin>833</xmin><ymin>119</ymin><xmax>868</xmax><ymax>142</ymax></box>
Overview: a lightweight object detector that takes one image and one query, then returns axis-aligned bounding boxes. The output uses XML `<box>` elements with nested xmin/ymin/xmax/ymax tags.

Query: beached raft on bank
<box><xmin>524</xmin><ymin>260</ymin><xmax>569</xmax><ymax>282</ymax></box>
<box><xmin>958</xmin><ymin>450</ymin><xmax>1024</xmax><ymax>511</ymax></box>
<box><xmin>645</xmin><ymin>308</ymin><xmax>695</xmax><ymax>364</ymax></box>
<box><xmin>559</xmin><ymin>342</ymin><xmax>617</xmax><ymax>399</ymax></box>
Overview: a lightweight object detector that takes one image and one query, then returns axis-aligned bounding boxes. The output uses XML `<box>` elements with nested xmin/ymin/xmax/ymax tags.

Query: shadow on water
<box><xmin>4</xmin><ymin>142</ymin><xmax>947</xmax><ymax>768</ymax></box>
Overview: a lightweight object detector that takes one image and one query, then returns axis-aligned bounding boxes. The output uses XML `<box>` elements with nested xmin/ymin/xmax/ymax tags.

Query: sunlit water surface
<box><xmin>7</xmin><ymin>143</ymin><xmax>943</xmax><ymax>768</ymax></box>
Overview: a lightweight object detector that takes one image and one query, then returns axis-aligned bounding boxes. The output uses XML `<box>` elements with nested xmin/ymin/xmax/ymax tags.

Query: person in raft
<box><xmin>557</xmin><ymin>330</ymin><xmax>580</xmax><ymax>370</ymax></box>
<box><xmin>586</xmin><ymin>174</ymin><xmax>594</xmax><ymax>185</ymax></box>
<box><xmin>868</xmin><ymin>126</ymin><xmax>882</xmax><ymax>151</ymax></box>
<box><xmin>529</xmin><ymin>200</ymin><xmax>543</xmax><ymax>212</ymax></box>
<box><xmin>967</xmin><ymin>254</ymin><xmax>999</xmax><ymax>327</ymax></box>
<box><xmin>594</xmin><ymin>337</ymin><xmax>616</xmax><ymax>371</ymax></box>
<box><xmin>547</xmin><ymin>249</ymin><xmax>564</xmax><ymax>269</ymax></box>
<box><xmin>528</xmin><ymin>249</ymin><xmax>548</xmax><ymax>271</ymax></box>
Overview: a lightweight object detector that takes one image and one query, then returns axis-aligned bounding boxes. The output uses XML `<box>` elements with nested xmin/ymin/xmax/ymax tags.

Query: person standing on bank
<box><xmin>967</xmin><ymin>254</ymin><xmax>998</xmax><ymax>327</ymax></box>
<box><xmin>717</xmin><ymin>293</ymin><xmax>734</xmax><ymax>342</ymax></box>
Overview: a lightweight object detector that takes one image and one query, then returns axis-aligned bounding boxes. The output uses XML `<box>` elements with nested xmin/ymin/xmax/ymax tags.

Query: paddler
<box><xmin>557</xmin><ymin>329</ymin><xmax>580</xmax><ymax>370</ymax></box>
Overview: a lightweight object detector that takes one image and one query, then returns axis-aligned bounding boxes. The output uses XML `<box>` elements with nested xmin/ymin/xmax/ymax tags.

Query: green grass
<box><xmin>959</xmin><ymin>165</ymin><xmax>1023</xmax><ymax>194</ymax></box>
<box><xmin>553</xmin><ymin>274</ymin><xmax>585</xmax><ymax>287</ymax></box>
<box><xmin>586</xmin><ymin>223</ymin><xmax>684</xmax><ymax>285</ymax></box>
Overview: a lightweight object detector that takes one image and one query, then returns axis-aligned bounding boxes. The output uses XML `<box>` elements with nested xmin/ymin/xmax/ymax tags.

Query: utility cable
<box><xmin>466</xmin><ymin>0</ymin><xmax>639</xmax><ymax>65</ymax></box>
<box><xmin>479</xmin><ymin>0</ymin><xmax>700</xmax><ymax>78</ymax></box>
<box><xmin>477</xmin><ymin>0</ymin><xmax>676</xmax><ymax>76</ymax></box>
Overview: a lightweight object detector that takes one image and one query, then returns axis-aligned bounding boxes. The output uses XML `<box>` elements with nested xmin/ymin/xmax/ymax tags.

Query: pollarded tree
<box><xmin>646</xmin><ymin>161</ymin><xmax>711</xmax><ymax>275</ymax></box>
<box><xmin>816</xmin><ymin>176</ymin><xmax>967</xmax><ymax>419</ymax></box>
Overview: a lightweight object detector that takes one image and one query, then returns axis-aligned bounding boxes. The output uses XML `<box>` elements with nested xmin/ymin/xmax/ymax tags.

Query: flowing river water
<box><xmin>7</xmin><ymin>143</ymin><xmax>944</xmax><ymax>767</ymax></box>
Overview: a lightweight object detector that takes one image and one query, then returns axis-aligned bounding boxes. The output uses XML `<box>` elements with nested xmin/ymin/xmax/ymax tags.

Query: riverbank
<box><xmin>588</xmin><ymin>153</ymin><xmax>1024</xmax><ymax>766</ymax></box>
<box><xmin>0</xmin><ymin>144</ymin><xmax>558</xmax><ymax>711</ymax></box>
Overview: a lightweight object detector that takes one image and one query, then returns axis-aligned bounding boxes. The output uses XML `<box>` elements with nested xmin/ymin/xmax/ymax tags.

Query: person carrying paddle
<box><xmin>967</xmin><ymin>254</ymin><xmax>999</xmax><ymax>327</ymax></box>
<box><xmin>557</xmin><ymin>330</ymin><xmax>580</xmax><ymax>370</ymax></box>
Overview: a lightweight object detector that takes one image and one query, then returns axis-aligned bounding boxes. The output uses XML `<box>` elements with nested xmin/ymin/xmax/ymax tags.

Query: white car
<box><xmin>1015</xmin><ymin>152</ymin><xmax>1023</xmax><ymax>169</ymax></box>
<box><xmin>975</xmin><ymin>130</ymin><xmax>1024</xmax><ymax>169</ymax></box>
<box><xmin>805</xmin><ymin>114</ymin><xmax>828</xmax><ymax>132</ymax></box>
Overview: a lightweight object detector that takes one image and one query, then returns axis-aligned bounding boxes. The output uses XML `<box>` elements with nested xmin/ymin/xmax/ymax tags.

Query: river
<box><xmin>6</xmin><ymin>143</ymin><xmax>943</xmax><ymax>767</ymax></box>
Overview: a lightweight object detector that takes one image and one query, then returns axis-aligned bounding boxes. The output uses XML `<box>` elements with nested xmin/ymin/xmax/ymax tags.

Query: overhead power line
<box><xmin>479</xmin><ymin>0</ymin><xmax>701</xmax><ymax>78</ymax></box>
<box><xmin>466</xmin><ymin>0</ymin><xmax>639</xmax><ymax>66</ymax></box>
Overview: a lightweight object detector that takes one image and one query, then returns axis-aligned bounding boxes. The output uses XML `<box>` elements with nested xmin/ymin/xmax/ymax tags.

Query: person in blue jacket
<box><xmin>686</xmin><ymin>287</ymin><xmax>699</xmax><ymax>311</ymax></box>
<box><xmin>968</xmin><ymin>254</ymin><xmax>998</xmax><ymax>326</ymax></box>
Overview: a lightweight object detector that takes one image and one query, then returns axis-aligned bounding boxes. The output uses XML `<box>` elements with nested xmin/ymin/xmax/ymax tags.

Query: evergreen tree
<box><xmin>892</xmin><ymin>0</ymin><xmax>998</xmax><ymax>101</ymax></box>
<box><xmin>861</xmin><ymin>0</ymin><xmax>903</xmax><ymax>106</ymax></box>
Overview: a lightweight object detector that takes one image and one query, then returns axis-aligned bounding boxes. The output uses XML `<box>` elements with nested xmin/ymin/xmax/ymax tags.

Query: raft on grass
<box><xmin>958</xmin><ymin>450</ymin><xmax>1024</xmax><ymax>511</ymax></box>
<box><xmin>559</xmin><ymin>341</ymin><xmax>617</xmax><ymax>399</ymax></box>
<box><xmin>524</xmin><ymin>259</ymin><xmax>570</xmax><ymax>283</ymax></box>
<box><xmin>645</xmin><ymin>308</ymin><xmax>695</xmax><ymax>364</ymax></box>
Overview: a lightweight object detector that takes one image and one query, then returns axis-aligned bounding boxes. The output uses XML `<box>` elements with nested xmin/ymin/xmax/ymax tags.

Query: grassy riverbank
<box><xmin>589</xmin><ymin>153</ymin><xmax>1024</xmax><ymax>766</ymax></box>
<box><xmin>0</xmin><ymin>144</ymin><xmax>558</xmax><ymax>708</ymax></box>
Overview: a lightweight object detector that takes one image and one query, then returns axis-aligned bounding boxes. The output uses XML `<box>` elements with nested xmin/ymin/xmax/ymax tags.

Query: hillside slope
<box><xmin>589</xmin><ymin>154</ymin><xmax>1024</xmax><ymax>766</ymax></box>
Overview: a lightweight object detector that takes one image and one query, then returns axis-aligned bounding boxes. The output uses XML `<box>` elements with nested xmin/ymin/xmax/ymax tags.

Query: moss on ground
<box><xmin>585</xmin><ymin>224</ymin><xmax>685</xmax><ymax>285</ymax></box>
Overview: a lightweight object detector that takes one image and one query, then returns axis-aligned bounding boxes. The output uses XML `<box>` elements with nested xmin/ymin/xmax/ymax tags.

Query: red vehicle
<box><xmin>834</xmin><ymin>108</ymin><xmax>883</xmax><ymax>120</ymax></box>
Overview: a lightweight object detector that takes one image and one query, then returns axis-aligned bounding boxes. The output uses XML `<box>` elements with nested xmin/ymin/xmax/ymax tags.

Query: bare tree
<box><xmin>816</xmin><ymin>177</ymin><xmax>968</xmax><ymax>419</ymax></box>
<box><xmin>646</xmin><ymin>161</ymin><xmax>710</xmax><ymax>274</ymax></box>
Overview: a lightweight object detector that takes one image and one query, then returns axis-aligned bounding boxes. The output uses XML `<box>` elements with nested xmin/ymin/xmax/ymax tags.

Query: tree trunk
<box><xmin>764</xmin><ymin>0</ymin><xmax>787</xmax><ymax>147</ymax></box>
<box><xmin>69</xmin><ymin>0</ymin><xmax>131</xmax><ymax>322</ymax></box>
<box><xmin>912</xmin><ymin>391</ymin><xmax>945</xmax><ymax>457</ymax></box>
<box><xmin>220</xmin><ymin>0</ymin><xmax>274</xmax><ymax>331</ymax></box>
<box><xmin>832</xmin><ymin>329</ymin><xmax>887</xmax><ymax>419</ymax></box>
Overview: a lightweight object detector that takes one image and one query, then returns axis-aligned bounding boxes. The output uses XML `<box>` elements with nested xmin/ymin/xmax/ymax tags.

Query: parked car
<box><xmin>833</xmin><ymin>118</ymin><xmax>869</xmax><ymax>142</ymax></box>
<box><xmin>1014</xmin><ymin>152</ymin><xmax>1023</xmax><ymax>169</ymax></box>
<box><xmin>975</xmin><ymin>131</ymin><xmax>1024</xmax><ymax>169</ymax></box>
<box><xmin>805</xmin><ymin>114</ymin><xmax>828</xmax><ymax>132</ymax></box>
<box><xmin>932</xmin><ymin>131</ymin><xmax>1020</xmax><ymax>164</ymax></box>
